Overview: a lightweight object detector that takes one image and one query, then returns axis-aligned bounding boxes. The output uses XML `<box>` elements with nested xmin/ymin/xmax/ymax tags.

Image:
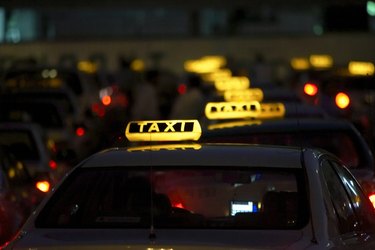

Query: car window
<box><xmin>331</xmin><ymin>160</ymin><xmax>375</xmax><ymax>232</ymax></box>
<box><xmin>35</xmin><ymin>166</ymin><xmax>309</xmax><ymax>230</ymax></box>
<box><xmin>320</xmin><ymin>159</ymin><xmax>359</xmax><ymax>234</ymax></box>
<box><xmin>0</xmin><ymin>130</ymin><xmax>40</xmax><ymax>161</ymax></box>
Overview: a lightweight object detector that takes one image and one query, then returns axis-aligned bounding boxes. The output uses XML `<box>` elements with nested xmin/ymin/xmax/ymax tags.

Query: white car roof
<box><xmin>80</xmin><ymin>144</ymin><xmax>304</xmax><ymax>169</ymax></box>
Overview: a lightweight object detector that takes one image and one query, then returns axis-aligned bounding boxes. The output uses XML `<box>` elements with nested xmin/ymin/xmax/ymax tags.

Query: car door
<box><xmin>320</xmin><ymin>157</ymin><xmax>375</xmax><ymax>249</ymax></box>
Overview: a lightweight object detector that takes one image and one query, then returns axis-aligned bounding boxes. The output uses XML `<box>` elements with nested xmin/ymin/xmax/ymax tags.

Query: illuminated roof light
<box><xmin>202</xmin><ymin>68</ymin><xmax>232</xmax><ymax>82</ymax></box>
<box><xmin>101</xmin><ymin>95</ymin><xmax>112</xmax><ymax>106</ymax></box>
<box><xmin>214</xmin><ymin>76</ymin><xmax>250</xmax><ymax>92</ymax></box>
<box><xmin>367</xmin><ymin>1</ymin><xmax>375</xmax><ymax>16</ymax></box>
<box><xmin>258</xmin><ymin>103</ymin><xmax>286</xmax><ymax>119</ymax></box>
<box><xmin>304</xmin><ymin>82</ymin><xmax>318</xmax><ymax>96</ymax></box>
<box><xmin>335</xmin><ymin>92</ymin><xmax>350</xmax><ymax>109</ymax></box>
<box><xmin>130</xmin><ymin>59</ymin><xmax>145</xmax><ymax>72</ymax></box>
<box><xmin>348</xmin><ymin>61</ymin><xmax>375</xmax><ymax>76</ymax></box>
<box><xmin>184</xmin><ymin>55</ymin><xmax>226</xmax><ymax>74</ymax></box>
<box><xmin>205</xmin><ymin>101</ymin><xmax>261</xmax><ymax>120</ymax></box>
<box><xmin>125</xmin><ymin>120</ymin><xmax>202</xmax><ymax>141</ymax></box>
<box><xmin>224</xmin><ymin>88</ymin><xmax>264</xmax><ymax>102</ymax></box>
<box><xmin>309</xmin><ymin>54</ymin><xmax>333</xmax><ymax>69</ymax></box>
<box><xmin>290</xmin><ymin>57</ymin><xmax>310</xmax><ymax>70</ymax></box>
<box><xmin>8</xmin><ymin>168</ymin><xmax>16</xmax><ymax>178</ymax></box>
<box><xmin>36</xmin><ymin>181</ymin><xmax>50</xmax><ymax>193</ymax></box>
<box><xmin>77</xmin><ymin>60</ymin><xmax>98</xmax><ymax>73</ymax></box>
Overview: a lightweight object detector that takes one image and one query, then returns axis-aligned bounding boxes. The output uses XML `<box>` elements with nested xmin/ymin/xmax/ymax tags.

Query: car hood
<box><xmin>8</xmin><ymin>228</ymin><xmax>311</xmax><ymax>250</ymax></box>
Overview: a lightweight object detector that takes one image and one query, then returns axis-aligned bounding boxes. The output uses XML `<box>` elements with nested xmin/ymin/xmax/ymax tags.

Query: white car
<box><xmin>5</xmin><ymin>120</ymin><xmax>375</xmax><ymax>249</ymax></box>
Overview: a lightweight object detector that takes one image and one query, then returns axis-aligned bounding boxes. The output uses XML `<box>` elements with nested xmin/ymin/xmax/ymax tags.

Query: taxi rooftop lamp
<box><xmin>184</xmin><ymin>56</ymin><xmax>226</xmax><ymax>74</ymax></box>
<box><xmin>290</xmin><ymin>57</ymin><xmax>310</xmax><ymax>71</ymax></box>
<box><xmin>202</xmin><ymin>68</ymin><xmax>232</xmax><ymax>82</ymax></box>
<box><xmin>214</xmin><ymin>76</ymin><xmax>250</xmax><ymax>92</ymax></box>
<box><xmin>309</xmin><ymin>54</ymin><xmax>333</xmax><ymax>69</ymax></box>
<box><xmin>125</xmin><ymin>120</ymin><xmax>202</xmax><ymax>142</ymax></box>
<box><xmin>258</xmin><ymin>103</ymin><xmax>286</xmax><ymax>119</ymax></box>
<box><xmin>77</xmin><ymin>60</ymin><xmax>98</xmax><ymax>74</ymax></box>
<box><xmin>205</xmin><ymin>101</ymin><xmax>261</xmax><ymax>120</ymax></box>
<box><xmin>130</xmin><ymin>59</ymin><xmax>145</xmax><ymax>72</ymax></box>
<box><xmin>224</xmin><ymin>88</ymin><xmax>264</xmax><ymax>102</ymax></box>
<box><xmin>348</xmin><ymin>61</ymin><xmax>375</xmax><ymax>76</ymax></box>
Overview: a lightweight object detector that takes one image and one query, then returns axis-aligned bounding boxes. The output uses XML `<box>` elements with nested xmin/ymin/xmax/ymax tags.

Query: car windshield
<box><xmin>35</xmin><ymin>166</ymin><xmax>309</xmax><ymax>230</ymax></box>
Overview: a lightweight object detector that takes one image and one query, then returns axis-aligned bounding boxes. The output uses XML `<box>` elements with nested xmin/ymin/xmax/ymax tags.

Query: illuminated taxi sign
<box><xmin>184</xmin><ymin>56</ymin><xmax>227</xmax><ymax>74</ymax></box>
<box><xmin>77</xmin><ymin>60</ymin><xmax>98</xmax><ymax>74</ymax></box>
<box><xmin>205</xmin><ymin>101</ymin><xmax>261</xmax><ymax>120</ymax></box>
<box><xmin>309</xmin><ymin>54</ymin><xmax>333</xmax><ymax>69</ymax></box>
<box><xmin>290</xmin><ymin>57</ymin><xmax>310</xmax><ymax>70</ymax></box>
<box><xmin>214</xmin><ymin>76</ymin><xmax>250</xmax><ymax>92</ymax></box>
<box><xmin>127</xmin><ymin>143</ymin><xmax>201</xmax><ymax>152</ymax></box>
<box><xmin>125</xmin><ymin>120</ymin><xmax>201</xmax><ymax>141</ymax></box>
<box><xmin>258</xmin><ymin>103</ymin><xmax>285</xmax><ymax>119</ymax></box>
<box><xmin>224</xmin><ymin>88</ymin><xmax>263</xmax><ymax>102</ymax></box>
<box><xmin>202</xmin><ymin>68</ymin><xmax>232</xmax><ymax>82</ymax></box>
<box><xmin>348</xmin><ymin>61</ymin><xmax>375</xmax><ymax>76</ymax></box>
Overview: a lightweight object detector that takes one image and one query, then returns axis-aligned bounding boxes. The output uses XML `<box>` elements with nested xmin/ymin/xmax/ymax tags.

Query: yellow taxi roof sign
<box><xmin>309</xmin><ymin>54</ymin><xmax>333</xmax><ymax>69</ymax></box>
<box><xmin>258</xmin><ymin>103</ymin><xmax>285</xmax><ymax>119</ymax></box>
<box><xmin>214</xmin><ymin>76</ymin><xmax>250</xmax><ymax>92</ymax></box>
<box><xmin>125</xmin><ymin>120</ymin><xmax>202</xmax><ymax>141</ymax></box>
<box><xmin>224</xmin><ymin>88</ymin><xmax>264</xmax><ymax>102</ymax></box>
<box><xmin>290</xmin><ymin>57</ymin><xmax>310</xmax><ymax>71</ymax></box>
<box><xmin>348</xmin><ymin>61</ymin><xmax>374</xmax><ymax>76</ymax></box>
<box><xmin>205</xmin><ymin>101</ymin><xmax>261</xmax><ymax>120</ymax></box>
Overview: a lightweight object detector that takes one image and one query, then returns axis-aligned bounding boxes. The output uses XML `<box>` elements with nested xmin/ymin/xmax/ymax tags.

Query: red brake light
<box><xmin>101</xmin><ymin>95</ymin><xmax>112</xmax><ymax>106</ymax></box>
<box><xmin>303</xmin><ymin>82</ymin><xmax>318</xmax><ymax>96</ymax></box>
<box><xmin>335</xmin><ymin>92</ymin><xmax>350</xmax><ymax>109</ymax></box>
<box><xmin>36</xmin><ymin>181</ymin><xmax>50</xmax><ymax>193</ymax></box>
<box><xmin>76</xmin><ymin>127</ymin><xmax>86</xmax><ymax>137</ymax></box>
<box><xmin>369</xmin><ymin>194</ymin><xmax>375</xmax><ymax>209</ymax></box>
<box><xmin>177</xmin><ymin>83</ymin><xmax>187</xmax><ymax>95</ymax></box>
<box><xmin>49</xmin><ymin>160</ymin><xmax>57</xmax><ymax>169</ymax></box>
<box><xmin>172</xmin><ymin>202</ymin><xmax>185</xmax><ymax>209</ymax></box>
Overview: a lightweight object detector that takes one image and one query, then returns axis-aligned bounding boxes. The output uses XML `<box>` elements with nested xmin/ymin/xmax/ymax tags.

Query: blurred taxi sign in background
<box><xmin>348</xmin><ymin>61</ymin><xmax>375</xmax><ymax>75</ymax></box>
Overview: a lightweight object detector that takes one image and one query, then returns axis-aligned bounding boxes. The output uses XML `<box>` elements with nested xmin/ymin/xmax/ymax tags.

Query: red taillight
<box><xmin>335</xmin><ymin>92</ymin><xmax>350</xmax><ymax>109</ymax></box>
<box><xmin>177</xmin><ymin>84</ymin><xmax>187</xmax><ymax>95</ymax></box>
<box><xmin>172</xmin><ymin>202</ymin><xmax>185</xmax><ymax>209</ymax></box>
<box><xmin>303</xmin><ymin>82</ymin><xmax>318</xmax><ymax>96</ymax></box>
<box><xmin>369</xmin><ymin>194</ymin><xmax>375</xmax><ymax>209</ymax></box>
<box><xmin>49</xmin><ymin>160</ymin><xmax>57</xmax><ymax>169</ymax></box>
<box><xmin>76</xmin><ymin>127</ymin><xmax>86</xmax><ymax>137</ymax></box>
<box><xmin>101</xmin><ymin>95</ymin><xmax>112</xmax><ymax>106</ymax></box>
<box><xmin>36</xmin><ymin>181</ymin><xmax>50</xmax><ymax>193</ymax></box>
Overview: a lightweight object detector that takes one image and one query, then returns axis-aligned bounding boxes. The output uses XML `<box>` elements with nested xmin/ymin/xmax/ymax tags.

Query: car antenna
<box><xmin>296</xmin><ymin>104</ymin><xmax>318</xmax><ymax>244</ymax></box>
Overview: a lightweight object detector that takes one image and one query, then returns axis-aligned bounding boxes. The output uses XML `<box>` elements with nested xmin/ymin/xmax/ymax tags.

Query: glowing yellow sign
<box><xmin>205</xmin><ymin>101</ymin><xmax>261</xmax><ymax>120</ymax></box>
<box><xmin>224</xmin><ymin>88</ymin><xmax>264</xmax><ymax>102</ymax></box>
<box><xmin>309</xmin><ymin>54</ymin><xmax>333</xmax><ymax>69</ymax></box>
<box><xmin>208</xmin><ymin>120</ymin><xmax>262</xmax><ymax>130</ymax></box>
<box><xmin>130</xmin><ymin>59</ymin><xmax>145</xmax><ymax>72</ymax></box>
<box><xmin>348</xmin><ymin>61</ymin><xmax>374</xmax><ymax>76</ymax></box>
<box><xmin>214</xmin><ymin>76</ymin><xmax>250</xmax><ymax>92</ymax></box>
<box><xmin>202</xmin><ymin>68</ymin><xmax>232</xmax><ymax>82</ymax></box>
<box><xmin>184</xmin><ymin>56</ymin><xmax>227</xmax><ymax>74</ymax></box>
<box><xmin>290</xmin><ymin>57</ymin><xmax>310</xmax><ymax>70</ymax></box>
<box><xmin>258</xmin><ymin>103</ymin><xmax>285</xmax><ymax>119</ymax></box>
<box><xmin>125</xmin><ymin>120</ymin><xmax>202</xmax><ymax>141</ymax></box>
<box><xmin>127</xmin><ymin>143</ymin><xmax>202</xmax><ymax>152</ymax></box>
<box><xmin>77</xmin><ymin>61</ymin><xmax>98</xmax><ymax>74</ymax></box>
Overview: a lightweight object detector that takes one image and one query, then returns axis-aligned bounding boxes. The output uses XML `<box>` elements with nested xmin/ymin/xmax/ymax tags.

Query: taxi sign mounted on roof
<box><xmin>258</xmin><ymin>103</ymin><xmax>285</xmax><ymax>119</ymax></box>
<box><xmin>224</xmin><ymin>88</ymin><xmax>264</xmax><ymax>102</ymax></box>
<box><xmin>125</xmin><ymin>120</ymin><xmax>202</xmax><ymax>141</ymax></box>
<box><xmin>205</xmin><ymin>101</ymin><xmax>261</xmax><ymax>120</ymax></box>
